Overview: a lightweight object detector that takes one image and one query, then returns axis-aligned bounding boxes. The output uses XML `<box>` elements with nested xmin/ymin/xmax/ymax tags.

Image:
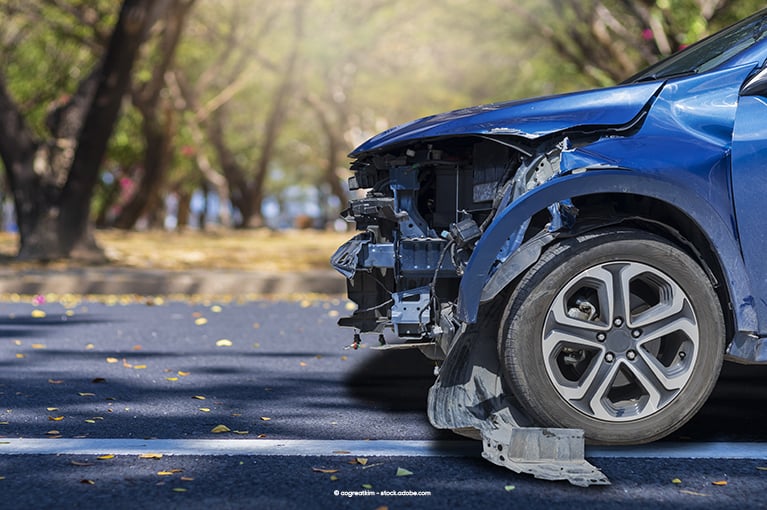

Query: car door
<box><xmin>731</xmin><ymin>65</ymin><xmax>767</xmax><ymax>333</ymax></box>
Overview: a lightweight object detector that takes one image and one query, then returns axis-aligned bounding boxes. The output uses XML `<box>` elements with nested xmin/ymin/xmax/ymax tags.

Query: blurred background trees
<box><xmin>0</xmin><ymin>0</ymin><xmax>763</xmax><ymax>259</ymax></box>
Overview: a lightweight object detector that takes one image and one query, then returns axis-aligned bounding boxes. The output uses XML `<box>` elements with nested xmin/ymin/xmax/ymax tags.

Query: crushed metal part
<box><xmin>481</xmin><ymin>427</ymin><xmax>610</xmax><ymax>487</ymax></box>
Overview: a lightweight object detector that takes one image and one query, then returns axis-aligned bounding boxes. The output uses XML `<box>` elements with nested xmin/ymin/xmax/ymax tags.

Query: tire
<box><xmin>499</xmin><ymin>228</ymin><xmax>724</xmax><ymax>445</ymax></box>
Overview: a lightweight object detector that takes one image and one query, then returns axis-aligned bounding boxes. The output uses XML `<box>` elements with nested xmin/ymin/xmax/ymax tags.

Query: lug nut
<box><xmin>627</xmin><ymin>350</ymin><xmax>637</xmax><ymax>361</ymax></box>
<box><xmin>613</xmin><ymin>317</ymin><xmax>624</xmax><ymax>327</ymax></box>
<box><xmin>605</xmin><ymin>352</ymin><xmax>615</xmax><ymax>363</ymax></box>
<box><xmin>632</xmin><ymin>329</ymin><xmax>642</xmax><ymax>338</ymax></box>
<box><xmin>596</xmin><ymin>332</ymin><xmax>606</xmax><ymax>342</ymax></box>
<box><xmin>679</xmin><ymin>351</ymin><xmax>686</xmax><ymax>359</ymax></box>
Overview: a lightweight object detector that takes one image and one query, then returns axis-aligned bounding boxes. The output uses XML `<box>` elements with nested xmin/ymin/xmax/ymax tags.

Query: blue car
<box><xmin>332</xmin><ymin>9</ymin><xmax>767</xmax><ymax>445</ymax></box>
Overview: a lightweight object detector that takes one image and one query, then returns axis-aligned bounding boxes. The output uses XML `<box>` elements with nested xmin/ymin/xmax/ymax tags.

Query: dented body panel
<box><xmin>351</xmin><ymin>81</ymin><xmax>664</xmax><ymax>155</ymax></box>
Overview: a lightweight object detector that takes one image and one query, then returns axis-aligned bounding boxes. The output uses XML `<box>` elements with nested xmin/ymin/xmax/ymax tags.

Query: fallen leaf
<box><xmin>78</xmin><ymin>392</ymin><xmax>95</xmax><ymax>397</ymax></box>
<box><xmin>395</xmin><ymin>467</ymin><xmax>414</xmax><ymax>477</ymax></box>
<box><xmin>172</xmin><ymin>488</ymin><xmax>187</xmax><ymax>493</ymax></box>
<box><xmin>194</xmin><ymin>318</ymin><xmax>208</xmax><ymax>326</ymax></box>
<box><xmin>233</xmin><ymin>430</ymin><xmax>249</xmax><ymax>435</ymax></box>
<box><xmin>80</xmin><ymin>479</ymin><xmax>95</xmax><ymax>485</ymax></box>
<box><xmin>260</xmin><ymin>417</ymin><xmax>271</xmax><ymax>421</ymax></box>
<box><xmin>757</xmin><ymin>467</ymin><xmax>767</xmax><ymax>471</ymax></box>
<box><xmin>192</xmin><ymin>395</ymin><xmax>206</xmax><ymax>400</ymax></box>
<box><xmin>332</xmin><ymin>450</ymin><xmax>351</xmax><ymax>454</ymax></box>
<box><xmin>85</xmin><ymin>343</ymin><xmax>95</xmax><ymax>350</ymax></box>
<box><xmin>178</xmin><ymin>371</ymin><xmax>190</xmax><ymax>377</ymax></box>
<box><xmin>46</xmin><ymin>430</ymin><xmax>60</xmax><ymax>436</ymax></box>
<box><xmin>257</xmin><ymin>434</ymin><xmax>267</xmax><ymax>438</ymax></box>
<box><xmin>362</xmin><ymin>463</ymin><xmax>384</xmax><ymax>470</ymax></box>
<box><xmin>211</xmin><ymin>424</ymin><xmax>231</xmax><ymax>433</ymax></box>
<box><xmin>46</xmin><ymin>407</ymin><xmax>59</xmax><ymax>411</ymax></box>
<box><xmin>712</xmin><ymin>480</ymin><xmax>728</xmax><ymax>486</ymax></box>
<box><xmin>132</xmin><ymin>345</ymin><xmax>142</xmax><ymax>351</ymax></box>
<box><xmin>211</xmin><ymin>305</ymin><xmax>222</xmax><ymax>313</ymax></box>
<box><xmin>215</xmin><ymin>339</ymin><xmax>233</xmax><ymax>347</ymax></box>
<box><xmin>180</xmin><ymin>476</ymin><xmax>194</xmax><ymax>481</ymax></box>
<box><xmin>70</xmin><ymin>460</ymin><xmax>94</xmax><ymax>467</ymax></box>
<box><xmin>91</xmin><ymin>378</ymin><xmax>106</xmax><ymax>384</ymax></box>
<box><xmin>97</xmin><ymin>454</ymin><xmax>115</xmax><ymax>460</ymax></box>
<box><xmin>139</xmin><ymin>453</ymin><xmax>163</xmax><ymax>459</ymax></box>
<box><xmin>312</xmin><ymin>468</ymin><xmax>339</xmax><ymax>474</ymax></box>
<box><xmin>31</xmin><ymin>344</ymin><xmax>46</xmax><ymax>349</ymax></box>
<box><xmin>504</xmin><ymin>485</ymin><xmax>516</xmax><ymax>492</ymax></box>
<box><xmin>31</xmin><ymin>310</ymin><xmax>46</xmax><ymax>318</ymax></box>
<box><xmin>166</xmin><ymin>377</ymin><xmax>179</xmax><ymax>382</ymax></box>
<box><xmin>329</xmin><ymin>475</ymin><xmax>339</xmax><ymax>481</ymax></box>
<box><xmin>299</xmin><ymin>362</ymin><xmax>308</xmax><ymax>367</ymax></box>
<box><xmin>355</xmin><ymin>458</ymin><xmax>368</xmax><ymax>466</ymax></box>
<box><xmin>84</xmin><ymin>419</ymin><xmax>96</xmax><ymax>424</ymax></box>
<box><xmin>48</xmin><ymin>416</ymin><xmax>64</xmax><ymax>421</ymax></box>
<box><xmin>157</xmin><ymin>471</ymin><xmax>176</xmax><ymax>476</ymax></box>
<box><xmin>48</xmin><ymin>379</ymin><xmax>63</xmax><ymax>384</ymax></box>
<box><xmin>15</xmin><ymin>354</ymin><xmax>24</xmax><ymax>359</ymax></box>
<box><xmin>199</xmin><ymin>408</ymin><xmax>211</xmax><ymax>413</ymax></box>
<box><xmin>133</xmin><ymin>364</ymin><xmax>147</xmax><ymax>370</ymax></box>
<box><xmin>672</xmin><ymin>478</ymin><xmax>682</xmax><ymax>485</ymax></box>
<box><xmin>106</xmin><ymin>357</ymin><xmax>119</xmax><ymax>364</ymax></box>
<box><xmin>361</xmin><ymin>483</ymin><xmax>373</xmax><ymax>489</ymax></box>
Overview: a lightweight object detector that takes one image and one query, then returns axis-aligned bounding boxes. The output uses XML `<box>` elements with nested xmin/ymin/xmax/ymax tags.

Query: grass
<box><xmin>0</xmin><ymin>229</ymin><xmax>353</xmax><ymax>272</ymax></box>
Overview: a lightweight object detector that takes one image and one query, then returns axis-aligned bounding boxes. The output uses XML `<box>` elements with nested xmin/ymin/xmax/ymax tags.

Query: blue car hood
<box><xmin>350</xmin><ymin>81</ymin><xmax>664</xmax><ymax>157</ymax></box>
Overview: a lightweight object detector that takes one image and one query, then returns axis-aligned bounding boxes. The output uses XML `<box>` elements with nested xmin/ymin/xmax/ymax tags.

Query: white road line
<box><xmin>0</xmin><ymin>438</ymin><xmax>765</xmax><ymax>459</ymax></box>
<box><xmin>0</xmin><ymin>438</ymin><xmax>479</xmax><ymax>457</ymax></box>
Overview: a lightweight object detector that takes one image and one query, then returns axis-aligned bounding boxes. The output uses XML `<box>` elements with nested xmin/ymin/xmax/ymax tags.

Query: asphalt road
<box><xmin>1</xmin><ymin>299</ymin><xmax>767</xmax><ymax>509</ymax></box>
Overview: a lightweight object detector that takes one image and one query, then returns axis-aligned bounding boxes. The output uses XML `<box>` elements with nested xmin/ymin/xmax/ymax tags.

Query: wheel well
<box><xmin>560</xmin><ymin>193</ymin><xmax>734</xmax><ymax>346</ymax></box>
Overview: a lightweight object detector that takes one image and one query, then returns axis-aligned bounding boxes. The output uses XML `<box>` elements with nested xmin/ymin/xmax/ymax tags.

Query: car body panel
<box><xmin>455</xmin><ymin>63</ymin><xmax>760</xmax><ymax>324</ymax></box>
<box><xmin>455</xmin><ymin>169</ymin><xmax>758</xmax><ymax>335</ymax></box>
<box><xmin>732</xmin><ymin>93</ymin><xmax>767</xmax><ymax>329</ymax></box>
<box><xmin>350</xmin><ymin>81</ymin><xmax>664</xmax><ymax>156</ymax></box>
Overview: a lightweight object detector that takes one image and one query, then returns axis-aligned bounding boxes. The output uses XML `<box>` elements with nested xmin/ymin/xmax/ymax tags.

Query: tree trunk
<box><xmin>114</xmin><ymin>0</ymin><xmax>196</xmax><ymax>230</ymax></box>
<box><xmin>246</xmin><ymin>3</ymin><xmax>305</xmax><ymax>227</ymax></box>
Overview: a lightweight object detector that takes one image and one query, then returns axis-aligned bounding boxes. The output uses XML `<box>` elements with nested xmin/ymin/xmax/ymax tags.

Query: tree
<box><xmin>112</xmin><ymin>0</ymin><xmax>196</xmax><ymax>230</ymax></box>
<box><xmin>0</xmin><ymin>0</ymin><xmax>163</xmax><ymax>259</ymax></box>
<box><xmin>495</xmin><ymin>0</ymin><xmax>766</xmax><ymax>87</ymax></box>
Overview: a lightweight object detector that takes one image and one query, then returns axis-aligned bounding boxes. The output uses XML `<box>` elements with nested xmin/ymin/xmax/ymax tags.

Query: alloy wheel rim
<box><xmin>541</xmin><ymin>260</ymin><xmax>699</xmax><ymax>422</ymax></box>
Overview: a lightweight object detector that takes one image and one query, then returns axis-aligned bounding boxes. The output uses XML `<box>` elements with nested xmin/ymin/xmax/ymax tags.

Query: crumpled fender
<box><xmin>350</xmin><ymin>81</ymin><xmax>664</xmax><ymax>157</ymax></box>
<box><xmin>455</xmin><ymin>170</ymin><xmax>757</xmax><ymax>334</ymax></box>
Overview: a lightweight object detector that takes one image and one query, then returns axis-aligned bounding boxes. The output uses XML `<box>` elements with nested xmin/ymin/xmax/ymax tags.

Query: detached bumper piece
<box><xmin>482</xmin><ymin>428</ymin><xmax>609</xmax><ymax>487</ymax></box>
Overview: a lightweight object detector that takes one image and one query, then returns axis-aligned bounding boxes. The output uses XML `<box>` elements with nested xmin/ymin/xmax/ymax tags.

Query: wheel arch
<box><xmin>456</xmin><ymin>170</ymin><xmax>757</xmax><ymax>342</ymax></box>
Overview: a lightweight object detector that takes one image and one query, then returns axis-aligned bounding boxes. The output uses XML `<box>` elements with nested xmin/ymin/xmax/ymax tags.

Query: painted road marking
<box><xmin>0</xmin><ymin>438</ymin><xmax>766</xmax><ymax>459</ymax></box>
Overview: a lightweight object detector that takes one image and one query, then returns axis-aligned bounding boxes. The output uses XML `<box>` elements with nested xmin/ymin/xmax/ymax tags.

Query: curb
<box><xmin>0</xmin><ymin>267</ymin><xmax>347</xmax><ymax>297</ymax></box>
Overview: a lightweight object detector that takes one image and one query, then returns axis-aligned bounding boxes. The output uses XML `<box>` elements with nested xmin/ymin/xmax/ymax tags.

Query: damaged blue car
<box><xmin>332</xmin><ymin>9</ymin><xmax>767</xmax><ymax>448</ymax></box>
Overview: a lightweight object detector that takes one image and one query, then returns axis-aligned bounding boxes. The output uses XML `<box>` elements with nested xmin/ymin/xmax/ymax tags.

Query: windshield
<box><xmin>625</xmin><ymin>9</ymin><xmax>767</xmax><ymax>83</ymax></box>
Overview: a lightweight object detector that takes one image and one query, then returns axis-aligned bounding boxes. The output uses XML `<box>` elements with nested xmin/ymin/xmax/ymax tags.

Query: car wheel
<box><xmin>499</xmin><ymin>228</ymin><xmax>724</xmax><ymax>444</ymax></box>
